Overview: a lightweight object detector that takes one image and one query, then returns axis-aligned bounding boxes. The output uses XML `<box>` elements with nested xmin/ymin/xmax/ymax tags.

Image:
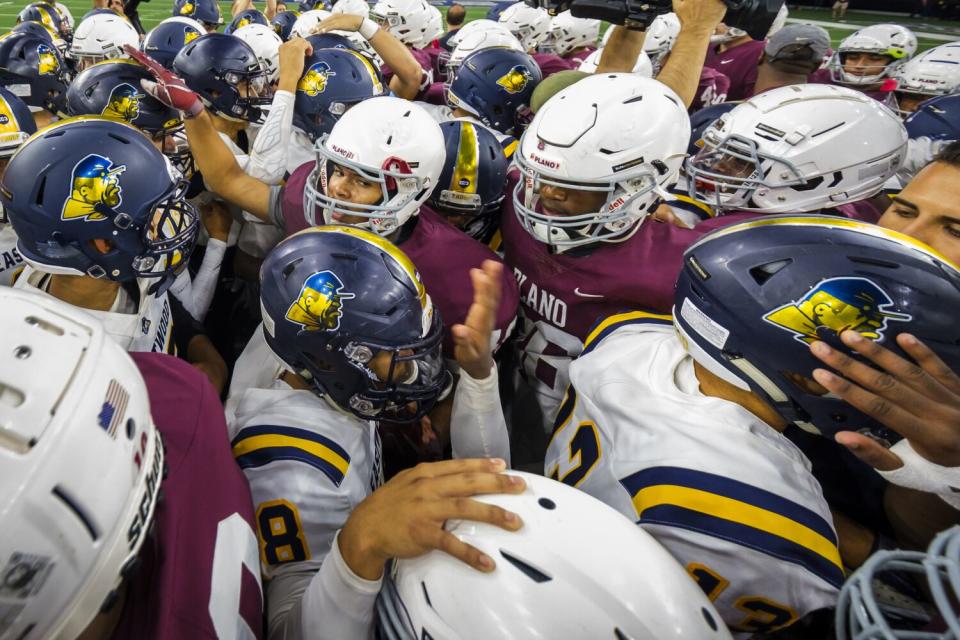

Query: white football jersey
<box><xmin>0</xmin><ymin>224</ymin><xmax>25</xmax><ymax>286</ymax></box>
<box><xmin>14</xmin><ymin>266</ymin><xmax>177</xmax><ymax>353</ymax></box>
<box><xmin>544</xmin><ymin>313</ymin><xmax>842</xmax><ymax>635</ymax></box>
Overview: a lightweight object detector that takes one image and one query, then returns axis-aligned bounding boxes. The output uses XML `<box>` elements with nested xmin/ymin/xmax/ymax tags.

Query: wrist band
<box><xmin>359</xmin><ymin>18</ymin><xmax>379</xmax><ymax>40</ymax></box>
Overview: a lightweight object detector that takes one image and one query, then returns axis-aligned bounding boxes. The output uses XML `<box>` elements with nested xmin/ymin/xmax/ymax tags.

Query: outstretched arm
<box><xmin>655</xmin><ymin>0</ymin><xmax>727</xmax><ymax>108</ymax></box>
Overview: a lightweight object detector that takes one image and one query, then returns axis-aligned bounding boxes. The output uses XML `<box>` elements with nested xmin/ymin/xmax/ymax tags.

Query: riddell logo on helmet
<box><xmin>331</xmin><ymin>144</ymin><xmax>355</xmax><ymax>160</ymax></box>
<box><xmin>528</xmin><ymin>153</ymin><xmax>559</xmax><ymax>170</ymax></box>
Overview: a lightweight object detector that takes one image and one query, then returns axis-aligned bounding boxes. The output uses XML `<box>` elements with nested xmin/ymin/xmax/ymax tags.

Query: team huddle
<box><xmin>0</xmin><ymin>0</ymin><xmax>959</xmax><ymax>637</ymax></box>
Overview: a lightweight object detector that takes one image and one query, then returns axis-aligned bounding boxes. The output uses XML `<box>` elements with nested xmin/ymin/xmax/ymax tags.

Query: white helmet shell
<box><xmin>332</xmin><ymin>0</ymin><xmax>370</xmax><ymax>19</ymax></box>
<box><xmin>291</xmin><ymin>9</ymin><xmax>332</xmax><ymax>38</ymax></box>
<box><xmin>828</xmin><ymin>24</ymin><xmax>918</xmax><ymax>85</ymax></box>
<box><xmin>306</xmin><ymin>96</ymin><xmax>445</xmax><ymax>235</ymax></box>
<box><xmin>233</xmin><ymin>23</ymin><xmax>283</xmax><ymax>84</ymax></box>
<box><xmin>424</xmin><ymin>4</ymin><xmax>443</xmax><ymax>43</ymax></box>
<box><xmin>378</xmin><ymin>472</ymin><xmax>732</xmax><ymax>640</ymax></box>
<box><xmin>542</xmin><ymin>10</ymin><xmax>599</xmax><ymax>57</ymax></box>
<box><xmin>0</xmin><ymin>288</ymin><xmax>162</xmax><ymax>640</ymax></box>
<box><xmin>497</xmin><ymin>2</ymin><xmax>551</xmax><ymax>52</ymax></box>
<box><xmin>578</xmin><ymin>47</ymin><xmax>652</xmax><ymax>76</ymax></box>
<box><xmin>895</xmin><ymin>42</ymin><xmax>960</xmax><ymax>112</ymax></box>
<box><xmin>370</xmin><ymin>0</ymin><xmax>433</xmax><ymax>48</ymax></box>
<box><xmin>687</xmin><ymin>83</ymin><xmax>908</xmax><ymax>213</ymax></box>
<box><xmin>69</xmin><ymin>12</ymin><xmax>140</xmax><ymax>68</ymax></box>
<box><xmin>445</xmin><ymin>29</ymin><xmax>524</xmax><ymax>79</ymax></box>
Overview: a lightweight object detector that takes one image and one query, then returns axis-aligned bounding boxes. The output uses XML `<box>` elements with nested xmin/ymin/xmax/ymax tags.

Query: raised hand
<box><xmin>452</xmin><ymin>260</ymin><xmax>503</xmax><ymax>380</ymax></box>
<box><xmin>123</xmin><ymin>44</ymin><xmax>204</xmax><ymax>118</ymax></box>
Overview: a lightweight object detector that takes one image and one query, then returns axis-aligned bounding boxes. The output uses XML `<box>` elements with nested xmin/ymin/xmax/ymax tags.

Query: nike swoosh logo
<box><xmin>574</xmin><ymin>288</ymin><xmax>605</xmax><ymax>299</ymax></box>
<box><xmin>720</xmin><ymin>59</ymin><xmax>734</xmax><ymax>64</ymax></box>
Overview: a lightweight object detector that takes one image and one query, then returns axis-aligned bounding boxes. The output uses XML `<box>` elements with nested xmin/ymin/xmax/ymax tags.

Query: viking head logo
<box><xmin>61</xmin><ymin>154</ymin><xmax>126</xmax><ymax>222</ymax></box>
<box><xmin>298</xmin><ymin>61</ymin><xmax>337</xmax><ymax>97</ymax></box>
<box><xmin>286</xmin><ymin>270</ymin><xmax>356</xmax><ymax>331</ymax></box>
<box><xmin>101</xmin><ymin>83</ymin><xmax>143</xmax><ymax>122</ymax></box>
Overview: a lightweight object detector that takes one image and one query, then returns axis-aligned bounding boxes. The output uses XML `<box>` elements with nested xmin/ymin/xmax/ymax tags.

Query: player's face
<box><xmin>896</xmin><ymin>92</ymin><xmax>928</xmax><ymax>115</ymax></box>
<box><xmin>878</xmin><ymin>160</ymin><xmax>960</xmax><ymax>265</ymax></box>
<box><xmin>539</xmin><ymin>183</ymin><xmax>607</xmax><ymax>217</ymax></box>
<box><xmin>327</xmin><ymin>163</ymin><xmax>383</xmax><ymax>223</ymax></box>
<box><xmin>842</xmin><ymin>52</ymin><xmax>891</xmax><ymax>78</ymax></box>
<box><xmin>369</xmin><ymin>349</ymin><xmax>416</xmax><ymax>386</ymax></box>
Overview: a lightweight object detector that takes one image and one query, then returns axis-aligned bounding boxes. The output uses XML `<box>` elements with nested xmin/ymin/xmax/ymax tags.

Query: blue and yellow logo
<box><xmin>0</xmin><ymin>98</ymin><xmax>19</xmax><ymax>135</ymax></box>
<box><xmin>101</xmin><ymin>83</ymin><xmax>143</xmax><ymax>123</ymax></box>
<box><xmin>286</xmin><ymin>270</ymin><xmax>355</xmax><ymax>331</ymax></box>
<box><xmin>37</xmin><ymin>43</ymin><xmax>59</xmax><ymax>76</ymax></box>
<box><xmin>179</xmin><ymin>1</ymin><xmax>195</xmax><ymax>15</ymax></box>
<box><xmin>184</xmin><ymin>25</ymin><xmax>200</xmax><ymax>44</ymax></box>
<box><xmin>496</xmin><ymin>65</ymin><xmax>532</xmax><ymax>94</ymax></box>
<box><xmin>764</xmin><ymin>277</ymin><xmax>912</xmax><ymax>345</ymax></box>
<box><xmin>61</xmin><ymin>154</ymin><xmax>126</xmax><ymax>222</ymax></box>
<box><xmin>298</xmin><ymin>61</ymin><xmax>337</xmax><ymax>97</ymax></box>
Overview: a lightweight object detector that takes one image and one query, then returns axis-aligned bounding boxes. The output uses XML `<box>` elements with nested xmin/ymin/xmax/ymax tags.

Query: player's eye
<box><xmin>891</xmin><ymin>206</ymin><xmax>917</xmax><ymax>219</ymax></box>
<box><xmin>945</xmin><ymin>222</ymin><xmax>960</xmax><ymax>239</ymax></box>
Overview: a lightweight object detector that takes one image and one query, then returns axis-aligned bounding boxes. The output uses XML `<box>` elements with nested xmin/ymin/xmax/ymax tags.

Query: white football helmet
<box><xmin>69</xmin><ymin>12</ymin><xmax>140</xmax><ymax>70</ymax></box>
<box><xmin>578</xmin><ymin>47</ymin><xmax>652</xmax><ymax>76</ymax></box>
<box><xmin>443</xmin><ymin>29</ymin><xmax>523</xmax><ymax>81</ymax></box>
<box><xmin>424</xmin><ymin>4</ymin><xmax>443</xmax><ymax>44</ymax></box>
<box><xmin>828</xmin><ymin>24</ymin><xmax>918</xmax><ymax>86</ymax></box>
<box><xmin>0</xmin><ymin>288</ymin><xmax>162</xmax><ymax>640</ymax></box>
<box><xmin>332</xmin><ymin>0</ymin><xmax>369</xmax><ymax>19</ymax></box>
<box><xmin>53</xmin><ymin>1</ymin><xmax>74</xmax><ymax>31</ymax></box>
<box><xmin>643</xmin><ymin>12</ymin><xmax>680</xmax><ymax>72</ymax></box>
<box><xmin>305</xmin><ymin>96</ymin><xmax>445</xmax><ymax>235</ymax></box>
<box><xmin>370</xmin><ymin>0</ymin><xmax>433</xmax><ymax>48</ymax></box>
<box><xmin>291</xmin><ymin>9</ymin><xmax>332</xmax><ymax>38</ymax></box>
<box><xmin>233</xmin><ymin>23</ymin><xmax>283</xmax><ymax>85</ymax></box>
<box><xmin>497</xmin><ymin>2</ymin><xmax>550</xmax><ymax>52</ymax></box>
<box><xmin>894</xmin><ymin>43</ymin><xmax>960</xmax><ymax>117</ymax></box>
<box><xmin>686</xmin><ymin>83</ymin><xmax>907</xmax><ymax>213</ymax></box>
<box><xmin>446</xmin><ymin>18</ymin><xmax>500</xmax><ymax>49</ymax></box>
<box><xmin>541</xmin><ymin>10</ymin><xmax>599</xmax><ymax>57</ymax></box>
<box><xmin>377</xmin><ymin>472</ymin><xmax>732</xmax><ymax>640</ymax></box>
<box><xmin>514</xmin><ymin>73</ymin><xmax>689</xmax><ymax>251</ymax></box>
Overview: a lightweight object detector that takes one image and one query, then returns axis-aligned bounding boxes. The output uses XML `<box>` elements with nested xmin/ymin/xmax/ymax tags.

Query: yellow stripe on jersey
<box><xmin>232</xmin><ymin>425</ymin><xmax>351</xmax><ymax>487</ymax></box>
<box><xmin>582</xmin><ymin>310</ymin><xmax>672</xmax><ymax>355</ymax></box>
<box><xmin>672</xmin><ymin>193</ymin><xmax>716</xmax><ymax>219</ymax></box>
<box><xmin>502</xmin><ymin>139</ymin><xmax>518</xmax><ymax>159</ymax></box>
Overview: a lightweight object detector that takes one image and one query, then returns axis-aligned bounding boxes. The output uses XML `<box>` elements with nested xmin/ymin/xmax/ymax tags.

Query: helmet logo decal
<box><xmin>0</xmin><ymin>99</ymin><xmax>17</xmax><ymax>134</ymax></box>
<box><xmin>184</xmin><ymin>26</ymin><xmax>200</xmax><ymax>44</ymax></box>
<box><xmin>36</xmin><ymin>43</ymin><xmax>59</xmax><ymax>76</ymax></box>
<box><xmin>101</xmin><ymin>83</ymin><xmax>144</xmax><ymax>123</ymax></box>
<box><xmin>97</xmin><ymin>379</ymin><xmax>130</xmax><ymax>438</ymax></box>
<box><xmin>179</xmin><ymin>1</ymin><xmax>195</xmax><ymax>15</ymax></box>
<box><xmin>237</xmin><ymin>17</ymin><xmax>250</xmax><ymax>28</ymax></box>
<box><xmin>763</xmin><ymin>277</ymin><xmax>912</xmax><ymax>345</ymax></box>
<box><xmin>497</xmin><ymin>64</ymin><xmax>532</xmax><ymax>94</ymax></box>
<box><xmin>61</xmin><ymin>154</ymin><xmax>126</xmax><ymax>222</ymax></box>
<box><xmin>286</xmin><ymin>270</ymin><xmax>356</xmax><ymax>331</ymax></box>
<box><xmin>298</xmin><ymin>61</ymin><xmax>337</xmax><ymax>97</ymax></box>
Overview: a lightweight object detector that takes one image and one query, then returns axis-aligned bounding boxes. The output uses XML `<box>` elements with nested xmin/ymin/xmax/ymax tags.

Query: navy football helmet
<box><xmin>0</xmin><ymin>32</ymin><xmax>69</xmax><ymax>115</ymax></box>
<box><xmin>486</xmin><ymin>0</ymin><xmax>515</xmax><ymax>22</ymax></box>
<box><xmin>142</xmin><ymin>17</ymin><xmax>205</xmax><ymax>70</ymax></box>
<box><xmin>16</xmin><ymin>3</ymin><xmax>67</xmax><ymax>39</ymax></box>
<box><xmin>0</xmin><ymin>85</ymin><xmax>36</xmax><ymax>158</ymax></box>
<box><xmin>447</xmin><ymin>47</ymin><xmax>542</xmax><ymax>137</ymax></box>
<box><xmin>225</xmin><ymin>9</ymin><xmax>268</xmax><ymax>35</ymax></box>
<box><xmin>0</xmin><ymin>117</ymin><xmax>199</xmax><ymax>293</ymax></box>
<box><xmin>429</xmin><ymin>120</ymin><xmax>509</xmax><ymax>243</ymax></box>
<box><xmin>173</xmin><ymin>33</ymin><xmax>271</xmax><ymax>123</ymax></box>
<box><xmin>171</xmin><ymin>0</ymin><xmax>223</xmax><ymax>29</ymax></box>
<box><xmin>270</xmin><ymin>10</ymin><xmax>300</xmax><ymax>41</ymax></box>
<box><xmin>260</xmin><ymin>226</ymin><xmax>451</xmax><ymax>423</ymax></box>
<box><xmin>306</xmin><ymin>32</ymin><xmax>358</xmax><ymax>52</ymax></box>
<box><xmin>10</xmin><ymin>19</ymin><xmax>67</xmax><ymax>58</ymax></box>
<box><xmin>687</xmin><ymin>102</ymin><xmax>737</xmax><ymax>157</ymax></box>
<box><xmin>293</xmin><ymin>47</ymin><xmax>387</xmax><ymax>142</ymax></box>
<box><xmin>905</xmin><ymin>94</ymin><xmax>960</xmax><ymax>142</ymax></box>
<box><xmin>674</xmin><ymin>215</ymin><xmax>960</xmax><ymax>443</ymax></box>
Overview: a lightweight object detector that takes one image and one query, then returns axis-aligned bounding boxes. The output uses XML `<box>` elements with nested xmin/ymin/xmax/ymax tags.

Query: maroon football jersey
<box><xmin>703</xmin><ymin>39</ymin><xmax>765</xmax><ymax>101</ymax></box>
<box><xmin>532</xmin><ymin>52</ymin><xmax>575</xmax><ymax>78</ymax></box>
<box><xmin>691</xmin><ymin>66</ymin><xmax>731</xmax><ymax>112</ymax></box>
<box><xmin>279</xmin><ymin>162</ymin><xmax>520</xmax><ymax>353</ymax></box>
<box><xmin>113</xmin><ymin>353</ymin><xmax>262</xmax><ymax>640</ymax></box>
<box><xmin>423</xmin><ymin>81</ymin><xmax>447</xmax><ymax>106</ymax></box>
<box><xmin>381</xmin><ymin>47</ymin><xmax>435</xmax><ymax>100</ymax></box>
<box><xmin>565</xmin><ymin>45</ymin><xmax>596</xmax><ymax>66</ymax></box>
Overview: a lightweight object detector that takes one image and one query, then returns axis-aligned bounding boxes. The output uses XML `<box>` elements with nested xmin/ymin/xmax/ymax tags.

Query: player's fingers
<box><xmin>431</xmin><ymin>529</ymin><xmax>495</xmax><ymax>572</ymax></box>
<box><xmin>406</xmin><ymin>458</ymin><xmax>508</xmax><ymax>481</ymax></box>
<box><xmin>811</xmin><ymin>367</ymin><xmax>921</xmax><ymax>440</ymax></box>
<box><xmin>480</xmin><ymin>260</ymin><xmax>503</xmax><ymax>307</ymax></box>
<box><xmin>839</xmin><ymin>331</ymin><xmax>956</xmax><ymax>402</ymax></box>
<box><xmin>431</xmin><ymin>496</ymin><xmax>523</xmax><ymax>531</ymax></box>
<box><xmin>835</xmin><ymin>431</ymin><xmax>903</xmax><ymax>472</ymax></box>
<box><xmin>810</xmin><ymin>340</ymin><xmax>930</xmax><ymax>408</ymax></box>
<box><xmin>429</xmin><ymin>470</ymin><xmax>526</xmax><ymax>497</ymax></box>
<box><xmin>898</xmin><ymin>333</ymin><xmax>960</xmax><ymax>395</ymax></box>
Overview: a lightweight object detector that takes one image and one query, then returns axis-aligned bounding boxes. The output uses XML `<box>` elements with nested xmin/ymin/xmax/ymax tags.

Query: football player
<box><xmin>140</xmin><ymin>16</ymin><xmax>206</xmax><ymax>70</ymax></box>
<box><xmin>546</xmin><ymin>215</ymin><xmax>960</xmax><ymax>633</ymax></box>
<box><xmin>172</xmin><ymin>0</ymin><xmax>223</xmax><ymax>32</ymax></box>
<box><xmin>227</xmin><ymin>226</ymin><xmax>514</xmax><ymax>637</ymax></box>
<box><xmin>497</xmin><ymin>2</ymin><xmax>573</xmax><ymax>78</ymax></box>
<box><xmin>542</xmin><ymin>11</ymin><xmax>599</xmax><ymax>67</ymax></box>
<box><xmin>369</xmin><ymin>0</ymin><xmax>437</xmax><ymax>100</ymax></box>
<box><xmin>0</xmin><ymin>287</ymin><xmax>263</xmax><ymax>639</ymax></box>
<box><xmin>0</xmin><ymin>117</ymin><xmax>229</xmax><ymax>391</ymax></box>
<box><xmin>893</xmin><ymin>42</ymin><xmax>960</xmax><ymax>118</ymax></box>
<box><xmin>0</xmin><ymin>87</ymin><xmax>36</xmax><ymax>286</ymax></box>
<box><xmin>68</xmin><ymin>11</ymin><xmax>139</xmax><ymax>71</ymax></box>
<box><xmin>815</xmin><ymin>24</ymin><xmax>917</xmax><ymax>102</ymax></box>
<box><xmin>0</xmin><ymin>31</ymin><xmax>69</xmax><ymax>129</ymax></box>
<box><xmin>703</xmin><ymin>24</ymin><xmax>765</xmax><ymax>101</ymax></box>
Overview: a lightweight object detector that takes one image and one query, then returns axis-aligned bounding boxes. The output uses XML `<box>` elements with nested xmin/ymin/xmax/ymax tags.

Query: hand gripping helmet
<box><xmin>440</xmin><ymin>24</ymin><xmax>521</xmax><ymax>82</ymax></box>
<box><xmin>828</xmin><ymin>24</ymin><xmax>917</xmax><ymax>86</ymax></box>
<box><xmin>172</xmin><ymin>0</ymin><xmax>224</xmax><ymax>29</ymax></box>
<box><xmin>894</xmin><ymin>43</ymin><xmax>960</xmax><ymax>118</ymax></box>
<box><xmin>674</xmin><ymin>215</ymin><xmax>960</xmax><ymax>442</ymax></box>
<box><xmin>643</xmin><ymin>12</ymin><xmax>680</xmax><ymax>72</ymax></box>
<box><xmin>291</xmin><ymin>9</ymin><xmax>332</xmax><ymax>38</ymax></box>
<box><xmin>0</xmin><ymin>117</ymin><xmax>199</xmax><ymax>293</ymax></box>
<box><xmin>446</xmin><ymin>47</ymin><xmax>542</xmax><ymax>137</ymax></box>
<box><xmin>497</xmin><ymin>2</ymin><xmax>550</xmax><ymax>52</ymax></box>
<box><xmin>687</xmin><ymin>84</ymin><xmax>907</xmax><ymax>214</ymax></box>
<box><xmin>577</xmin><ymin>46</ymin><xmax>652</xmax><ymax>75</ymax></box>
<box><xmin>905</xmin><ymin>94</ymin><xmax>960</xmax><ymax>142</ymax></box>
<box><xmin>377</xmin><ymin>471</ymin><xmax>733</xmax><ymax>640</ymax></box>
<box><xmin>141</xmin><ymin>16</ymin><xmax>205</xmax><ymax>70</ymax></box>
<box><xmin>0</xmin><ymin>288</ymin><xmax>164</xmax><ymax>640</ymax></box>
<box><xmin>370</xmin><ymin>0</ymin><xmax>433</xmax><ymax>48</ymax></box>
<box><xmin>225</xmin><ymin>8</ymin><xmax>269</xmax><ymax>34</ymax></box>
<box><xmin>259</xmin><ymin>225</ymin><xmax>451</xmax><ymax>422</ymax></box>
<box><xmin>332</xmin><ymin>0</ymin><xmax>369</xmax><ymax>19</ymax></box>
<box><xmin>514</xmin><ymin>73</ymin><xmax>689</xmax><ymax>251</ymax></box>
<box><xmin>270</xmin><ymin>10</ymin><xmax>300</xmax><ymax>41</ymax></box>
<box><xmin>837</xmin><ymin>525</ymin><xmax>960</xmax><ymax>640</ymax></box>
<box><xmin>68</xmin><ymin>12</ymin><xmax>139</xmax><ymax>70</ymax></box>
<box><xmin>173</xmin><ymin>33</ymin><xmax>271</xmax><ymax>123</ymax></box>
<box><xmin>0</xmin><ymin>32</ymin><xmax>69</xmax><ymax>115</ymax></box>
<box><xmin>306</xmin><ymin>96</ymin><xmax>445</xmax><ymax>235</ymax></box>
<box><xmin>429</xmin><ymin>120</ymin><xmax>509</xmax><ymax>242</ymax></box>
<box><xmin>233</xmin><ymin>23</ymin><xmax>283</xmax><ymax>85</ymax></box>
<box><xmin>0</xmin><ymin>85</ymin><xmax>37</xmax><ymax>158</ymax></box>
<box><xmin>542</xmin><ymin>11</ymin><xmax>599</xmax><ymax>57</ymax></box>
<box><xmin>293</xmin><ymin>46</ymin><xmax>386</xmax><ymax>142</ymax></box>
<box><xmin>16</xmin><ymin>3</ymin><xmax>66</xmax><ymax>38</ymax></box>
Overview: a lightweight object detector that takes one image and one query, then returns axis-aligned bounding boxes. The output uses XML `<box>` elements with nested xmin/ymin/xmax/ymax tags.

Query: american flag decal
<box><xmin>97</xmin><ymin>379</ymin><xmax>129</xmax><ymax>438</ymax></box>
